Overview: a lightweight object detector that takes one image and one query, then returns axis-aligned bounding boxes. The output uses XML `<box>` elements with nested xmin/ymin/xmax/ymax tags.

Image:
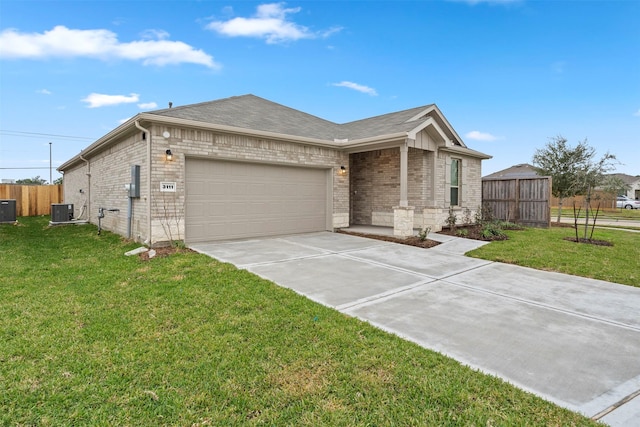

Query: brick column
<box><xmin>393</xmin><ymin>205</ymin><xmax>415</xmax><ymax>237</ymax></box>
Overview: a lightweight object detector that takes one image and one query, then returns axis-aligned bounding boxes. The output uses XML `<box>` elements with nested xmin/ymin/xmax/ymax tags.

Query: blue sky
<box><xmin>1</xmin><ymin>0</ymin><xmax>638</xmax><ymax>182</ymax></box>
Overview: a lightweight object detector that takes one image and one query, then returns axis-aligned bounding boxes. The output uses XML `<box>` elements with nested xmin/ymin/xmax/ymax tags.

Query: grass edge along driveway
<box><xmin>466</xmin><ymin>225</ymin><xmax>639</xmax><ymax>287</ymax></box>
<box><xmin>0</xmin><ymin>217</ymin><xmax>597</xmax><ymax>426</ymax></box>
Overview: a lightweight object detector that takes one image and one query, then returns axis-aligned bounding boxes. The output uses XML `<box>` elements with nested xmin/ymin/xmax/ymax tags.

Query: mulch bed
<box><xmin>337</xmin><ymin>230</ymin><xmax>441</xmax><ymax>248</ymax></box>
<box><xmin>437</xmin><ymin>225</ymin><xmax>501</xmax><ymax>241</ymax></box>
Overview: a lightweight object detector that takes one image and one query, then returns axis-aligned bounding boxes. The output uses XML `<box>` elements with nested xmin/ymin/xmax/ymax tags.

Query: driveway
<box><xmin>191</xmin><ymin>232</ymin><xmax>640</xmax><ymax>426</ymax></box>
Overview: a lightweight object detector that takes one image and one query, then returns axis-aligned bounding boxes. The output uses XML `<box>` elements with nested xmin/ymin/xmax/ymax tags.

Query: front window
<box><xmin>450</xmin><ymin>158</ymin><xmax>460</xmax><ymax>206</ymax></box>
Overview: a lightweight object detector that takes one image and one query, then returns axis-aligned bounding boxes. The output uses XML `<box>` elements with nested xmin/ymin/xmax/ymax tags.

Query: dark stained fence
<box><xmin>482</xmin><ymin>177</ymin><xmax>551</xmax><ymax>228</ymax></box>
<box><xmin>0</xmin><ymin>184</ymin><xmax>63</xmax><ymax>217</ymax></box>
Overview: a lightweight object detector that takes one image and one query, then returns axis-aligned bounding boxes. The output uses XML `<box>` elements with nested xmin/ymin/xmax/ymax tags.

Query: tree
<box><xmin>601</xmin><ymin>175</ymin><xmax>630</xmax><ymax>209</ymax></box>
<box><xmin>15</xmin><ymin>176</ymin><xmax>47</xmax><ymax>185</ymax></box>
<box><xmin>532</xmin><ymin>136</ymin><xmax>596</xmax><ymax>222</ymax></box>
<box><xmin>575</xmin><ymin>151</ymin><xmax>617</xmax><ymax>240</ymax></box>
<box><xmin>53</xmin><ymin>177</ymin><xmax>63</xmax><ymax>185</ymax></box>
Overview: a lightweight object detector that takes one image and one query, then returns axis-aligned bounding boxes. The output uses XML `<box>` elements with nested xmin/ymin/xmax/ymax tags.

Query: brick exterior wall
<box><xmin>349</xmin><ymin>144</ymin><xmax>483</xmax><ymax>231</ymax></box>
<box><xmin>62</xmin><ymin>133</ymin><xmax>148</xmax><ymax>239</ymax></box>
<box><xmin>64</xmin><ymin>124</ymin><xmax>348</xmax><ymax>246</ymax></box>
<box><xmin>62</xmin><ymin>122</ymin><xmax>485</xmax><ymax>244</ymax></box>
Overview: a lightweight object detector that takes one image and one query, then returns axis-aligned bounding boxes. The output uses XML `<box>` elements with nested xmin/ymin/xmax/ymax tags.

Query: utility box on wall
<box><xmin>130</xmin><ymin>165</ymin><xmax>141</xmax><ymax>198</ymax></box>
<box><xmin>51</xmin><ymin>204</ymin><xmax>74</xmax><ymax>222</ymax></box>
<box><xmin>0</xmin><ymin>199</ymin><xmax>17</xmax><ymax>223</ymax></box>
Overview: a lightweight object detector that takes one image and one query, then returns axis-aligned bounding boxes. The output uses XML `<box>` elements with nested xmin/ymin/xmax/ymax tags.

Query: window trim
<box><xmin>450</xmin><ymin>158</ymin><xmax>460</xmax><ymax>207</ymax></box>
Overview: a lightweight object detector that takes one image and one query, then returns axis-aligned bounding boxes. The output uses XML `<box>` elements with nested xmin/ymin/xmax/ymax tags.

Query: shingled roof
<box><xmin>148</xmin><ymin>94</ymin><xmax>453</xmax><ymax>144</ymax></box>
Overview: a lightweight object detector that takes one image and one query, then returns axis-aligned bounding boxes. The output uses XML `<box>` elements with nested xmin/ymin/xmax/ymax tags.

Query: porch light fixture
<box><xmin>165</xmin><ymin>149</ymin><xmax>173</xmax><ymax>161</ymax></box>
<box><xmin>339</xmin><ymin>165</ymin><xmax>347</xmax><ymax>176</ymax></box>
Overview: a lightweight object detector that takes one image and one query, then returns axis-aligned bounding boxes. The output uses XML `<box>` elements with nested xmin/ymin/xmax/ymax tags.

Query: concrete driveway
<box><xmin>191</xmin><ymin>231</ymin><xmax>640</xmax><ymax>426</ymax></box>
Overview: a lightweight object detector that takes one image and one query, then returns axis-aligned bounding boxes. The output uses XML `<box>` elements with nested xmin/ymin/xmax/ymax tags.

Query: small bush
<box><xmin>418</xmin><ymin>226</ymin><xmax>431</xmax><ymax>241</ymax></box>
<box><xmin>481</xmin><ymin>222</ymin><xmax>507</xmax><ymax>240</ymax></box>
<box><xmin>456</xmin><ymin>229</ymin><xmax>469</xmax><ymax>237</ymax></box>
<box><xmin>445</xmin><ymin>207</ymin><xmax>457</xmax><ymax>231</ymax></box>
<box><xmin>462</xmin><ymin>208</ymin><xmax>473</xmax><ymax>225</ymax></box>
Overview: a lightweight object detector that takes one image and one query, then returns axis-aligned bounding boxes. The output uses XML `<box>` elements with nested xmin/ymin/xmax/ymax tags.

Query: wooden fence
<box><xmin>550</xmin><ymin>191</ymin><xmax>618</xmax><ymax>210</ymax></box>
<box><xmin>0</xmin><ymin>184</ymin><xmax>63</xmax><ymax>217</ymax></box>
<box><xmin>482</xmin><ymin>177</ymin><xmax>552</xmax><ymax>228</ymax></box>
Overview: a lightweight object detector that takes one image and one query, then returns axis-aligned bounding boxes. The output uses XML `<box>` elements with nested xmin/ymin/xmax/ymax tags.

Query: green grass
<box><xmin>468</xmin><ymin>226</ymin><xmax>640</xmax><ymax>287</ymax></box>
<box><xmin>0</xmin><ymin>217</ymin><xmax>597</xmax><ymax>426</ymax></box>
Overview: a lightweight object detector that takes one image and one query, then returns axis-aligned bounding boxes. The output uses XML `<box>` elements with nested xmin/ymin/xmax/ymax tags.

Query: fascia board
<box><xmin>341</xmin><ymin>133</ymin><xmax>408</xmax><ymax>153</ymax></box>
<box><xmin>440</xmin><ymin>145</ymin><xmax>492</xmax><ymax>160</ymax></box>
<box><xmin>405</xmin><ymin>105</ymin><xmax>466</xmax><ymax>147</ymax></box>
<box><xmin>430</xmin><ymin>104</ymin><xmax>466</xmax><ymax>147</ymax></box>
<box><xmin>58</xmin><ymin>115</ymin><xmax>141</xmax><ymax>171</ymax></box>
<box><xmin>406</xmin><ymin>116</ymin><xmax>449</xmax><ymax>142</ymax></box>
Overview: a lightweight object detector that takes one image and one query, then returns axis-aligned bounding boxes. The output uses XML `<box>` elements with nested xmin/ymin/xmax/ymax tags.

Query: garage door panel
<box><xmin>186</xmin><ymin>159</ymin><xmax>329</xmax><ymax>242</ymax></box>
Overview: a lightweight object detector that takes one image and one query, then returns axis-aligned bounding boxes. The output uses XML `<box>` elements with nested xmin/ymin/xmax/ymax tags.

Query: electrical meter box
<box><xmin>51</xmin><ymin>204</ymin><xmax>74</xmax><ymax>222</ymax></box>
<box><xmin>130</xmin><ymin>165</ymin><xmax>141</xmax><ymax>198</ymax></box>
<box><xmin>0</xmin><ymin>199</ymin><xmax>17</xmax><ymax>223</ymax></box>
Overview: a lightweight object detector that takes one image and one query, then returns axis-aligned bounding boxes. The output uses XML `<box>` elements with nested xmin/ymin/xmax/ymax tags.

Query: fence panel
<box><xmin>0</xmin><ymin>185</ymin><xmax>63</xmax><ymax>216</ymax></box>
<box><xmin>482</xmin><ymin>177</ymin><xmax>551</xmax><ymax>228</ymax></box>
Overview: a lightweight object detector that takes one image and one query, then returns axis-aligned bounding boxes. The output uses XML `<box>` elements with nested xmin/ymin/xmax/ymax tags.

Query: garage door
<box><xmin>185</xmin><ymin>158</ymin><xmax>329</xmax><ymax>243</ymax></box>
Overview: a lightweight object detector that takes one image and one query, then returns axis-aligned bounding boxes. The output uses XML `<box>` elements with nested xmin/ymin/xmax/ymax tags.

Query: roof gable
<box><xmin>148</xmin><ymin>94</ymin><xmax>464</xmax><ymax>145</ymax></box>
<box><xmin>150</xmin><ymin>95</ymin><xmax>341</xmax><ymax>140</ymax></box>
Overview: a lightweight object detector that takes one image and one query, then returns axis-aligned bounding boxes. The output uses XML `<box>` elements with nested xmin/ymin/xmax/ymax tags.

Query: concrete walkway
<box><xmin>191</xmin><ymin>231</ymin><xmax>640</xmax><ymax>426</ymax></box>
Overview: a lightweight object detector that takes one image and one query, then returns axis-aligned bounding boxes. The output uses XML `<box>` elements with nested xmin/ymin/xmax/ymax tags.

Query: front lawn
<box><xmin>467</xmin><ymin>226</ymin><xmax>639</xmax><ymax>287</ymax></box>
<box><xmin>0</xmin><ymin>217</ymin><xmax>597</xmax><ymax>425</ymax></box>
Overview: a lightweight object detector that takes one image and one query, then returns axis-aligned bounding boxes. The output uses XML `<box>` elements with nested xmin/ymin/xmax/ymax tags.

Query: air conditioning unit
<box><xmin>51</xmin><ymin>203</ymin><xmax>74</xmax><ymax>222</ymax></box>
<box><xmin>0</xmin><ymin>199</ymin><xmax>16</xmax><ymax>223</ymax></box>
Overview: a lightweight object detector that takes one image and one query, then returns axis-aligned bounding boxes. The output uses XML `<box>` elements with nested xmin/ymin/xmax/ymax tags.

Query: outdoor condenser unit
<box><xmin>0</xmin><ymin>199</ymin><xmax>17</xmax><ymax>223</ymax></box>
<box><xmin>51</xmin><ymin>203</ymin><xmax>74</xmax><ymax>222</ymax></box>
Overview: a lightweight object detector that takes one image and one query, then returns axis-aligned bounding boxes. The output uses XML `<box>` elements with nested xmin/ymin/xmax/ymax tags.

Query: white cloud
<box><xmin>207</xmin><ymin>2</ymin><xmax>341</xmax><ymax>44</ymax></box>
<box><xmin>633</xmin><ymin>109</ymin><xmax>640</xmax><ymax>117</ymax></box>
<box><xmin>465</xmin><ymin>130</ymin><xmax>499</xmax><ymax>141</ymax></box>
<box><xmin>82</xmin><ymin>93</ymin><xmax>139</xmax><ymax>108</ymax></box>
<box><xmin>37</xmin><ymin>89</ymin><xmax>52</xmax><ymax>95</ymax></box>
<box><xmin>331</xmin><ymin>81</ymin><xmax>378</xmax><ymax>96</ymax></box>
<box><xmin>138</xmin><ymin>102</ymin><xmax>158</xmax><ymax>109</ymax></box>
<box><xmin>0</xmin><ymin>25</ymin><xmax>219</xmax><ymax>68</ymax></box>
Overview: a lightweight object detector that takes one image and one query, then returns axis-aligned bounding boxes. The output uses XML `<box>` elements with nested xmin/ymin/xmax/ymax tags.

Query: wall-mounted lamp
<box><xmin>165</xmin><ymin>149</ymin><xmax>173</xmax><ymax>161</ymax></box>
<box><xmin>338</xmin><ymin>165</ymin><xmax>347</xmax><ymax>176</ymax></box>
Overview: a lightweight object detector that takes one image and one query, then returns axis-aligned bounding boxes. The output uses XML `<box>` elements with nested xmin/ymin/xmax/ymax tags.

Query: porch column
<box><xmin>399</xmin><ymin>142</ymin><xmax>409</xmax><ymax>207</ymax></box>
<box><xmin>394</xmin><ymin>142</ymin><xmax>414</xmax><ymax>237</ymax></box>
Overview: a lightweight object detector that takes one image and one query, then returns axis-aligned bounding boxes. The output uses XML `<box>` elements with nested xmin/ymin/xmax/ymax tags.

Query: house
<box><xmin>58</xmin><ymin>95</ymin><xmax>491</xmax><ymax>246</ymax></box>
<box><xmin>606</xmin><ymin>173</ymin><xmax>640</xmax><ymax>200</ymax></box>
<box><xmin>483</xmin><ymin>163</ymin><xmax>540</xmax><ymax>179</ymax></box>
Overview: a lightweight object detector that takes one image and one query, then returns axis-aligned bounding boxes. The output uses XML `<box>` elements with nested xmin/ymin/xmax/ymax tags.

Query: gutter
<box><xmin>134</xmin><ymin>120</ymin><xmax>153</xmax><ymax>246</ymax></box>
<box><xmin>79</xmin><ymin>155</ymin><xmax>91</xmax><ymax>220</ymax></box>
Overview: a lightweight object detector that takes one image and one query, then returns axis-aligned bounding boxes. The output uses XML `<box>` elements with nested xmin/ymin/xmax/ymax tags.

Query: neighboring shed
<box><xmin>59</xmin><ymin>94</ymin><xmax>491</xmax><ymax>246</ymax></box>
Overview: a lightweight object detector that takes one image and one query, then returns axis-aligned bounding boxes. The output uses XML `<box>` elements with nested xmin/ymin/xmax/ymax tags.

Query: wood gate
<box><xmin>482</xmin><ymin>177</ymin><xmax>551</xmax><ymax>228</ymax></box>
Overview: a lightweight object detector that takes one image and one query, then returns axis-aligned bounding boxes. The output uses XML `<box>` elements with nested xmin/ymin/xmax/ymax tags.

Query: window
<box><xmin>450</xmin><ymin>158</ymin><xmax>460</xmax><ymax>206</ymax></box>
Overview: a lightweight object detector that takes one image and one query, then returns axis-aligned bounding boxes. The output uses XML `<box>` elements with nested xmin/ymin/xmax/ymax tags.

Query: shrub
<box><xmin>481</xmin><ymin>222</ymin><xmax>508</xmax><ymax>240</ymax></box>
<box><xmin>456</xmin><ymin>229</ymin><xmax>469</xmax><ymax>237</ymax></box>
<box><xmin>445</xmin><ymin>207</ymin><xmax>457</xmax><ymax>231</ymax></box>
<box><xmin>418</xmin><ymin>226</ymin><xmax>431</xmax><ymax>241</ymax></box>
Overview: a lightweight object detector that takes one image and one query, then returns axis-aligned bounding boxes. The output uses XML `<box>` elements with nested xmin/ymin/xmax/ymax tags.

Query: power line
<box><xmin>0</xmin><ymin>167</ymin><xmax>54</xmax><ymax>170</ymax></box>
<box><xmin>0</xmin><ymin>130</ymin><xmax>95</xmax><ymax>141</ymax></box>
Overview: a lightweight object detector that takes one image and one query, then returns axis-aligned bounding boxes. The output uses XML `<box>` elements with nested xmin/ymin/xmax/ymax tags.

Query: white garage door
<box><xmin>185</xmin><ymin>158</ymin><xmax>330</xmax><ymax>243</ymax></box>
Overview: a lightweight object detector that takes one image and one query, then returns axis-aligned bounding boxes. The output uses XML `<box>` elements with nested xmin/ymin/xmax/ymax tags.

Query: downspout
<box><xmin>134</xmin><ymin>120</ymin><xmax>152</xmax><ymax>246</ymax></box>
<box><xmin>79</xmin><ymin>155</ymin><xmax>91</xmax><ymax>221</ymax></box>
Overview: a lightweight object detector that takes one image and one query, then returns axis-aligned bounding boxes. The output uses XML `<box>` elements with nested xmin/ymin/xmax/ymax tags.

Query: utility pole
<box><xmin>49</xmin><ymin>142</ymin><xmax>52</xmax><ymax>185</ymax></box>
